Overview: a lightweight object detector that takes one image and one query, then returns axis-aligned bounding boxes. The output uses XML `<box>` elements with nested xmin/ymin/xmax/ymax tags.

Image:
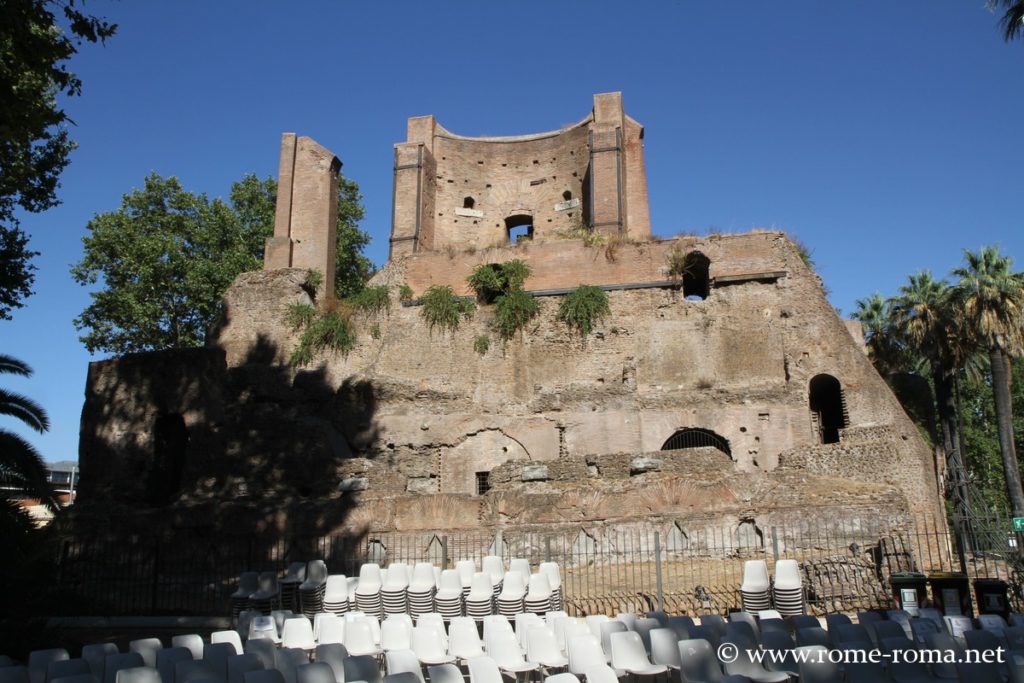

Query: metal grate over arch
<box><xmin>660</xmin><ymin>428</ymin><xmax>731</xmax><ymax>457</ymax></box>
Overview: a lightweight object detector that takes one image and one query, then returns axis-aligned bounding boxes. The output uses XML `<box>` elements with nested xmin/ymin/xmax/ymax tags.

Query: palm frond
<box><xmin>0</xmin><ymin>388</ymin><xmax>50</xmax><ymax>432</ymax></box>
<box><xmin>0</xmin><ymin>354</ymin><xmax>33</xmax><ymax>378</ymax></box>
<box><xmin>0</xmin><ymin>431</ymin><xmax>59</xmax><ymax>512</ymax></box>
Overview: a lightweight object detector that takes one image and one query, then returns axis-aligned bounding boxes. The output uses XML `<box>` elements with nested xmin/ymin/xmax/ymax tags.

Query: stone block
<box><xmin>521</xmin><ymin>465</ymin><xmax>549</xmax><ymax>482</ymax></box>
<box><xmin>630</xmin><ymin>457</ymin><xmax>662</xmax><ymax>474</ymax></box>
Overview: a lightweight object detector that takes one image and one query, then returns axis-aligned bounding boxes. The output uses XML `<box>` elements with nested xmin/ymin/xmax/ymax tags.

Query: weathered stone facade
<box><xmin>75</xmin><ymin>95</ymin><xmax>945</xmax><ymax>545</ymax></box>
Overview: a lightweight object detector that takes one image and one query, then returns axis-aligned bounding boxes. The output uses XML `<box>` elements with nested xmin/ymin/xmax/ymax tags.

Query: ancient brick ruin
<box><xmin>76</xmin><ymin>94</ymin><xmax>945</xmax><ymax>552</ymax></box>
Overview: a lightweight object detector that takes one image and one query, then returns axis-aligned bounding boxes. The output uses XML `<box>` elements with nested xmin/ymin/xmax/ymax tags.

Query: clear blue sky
<box><xmin>3</xmin><ymin>1</ymin><xmax>1023</xmax><ymax>463</ymax></box>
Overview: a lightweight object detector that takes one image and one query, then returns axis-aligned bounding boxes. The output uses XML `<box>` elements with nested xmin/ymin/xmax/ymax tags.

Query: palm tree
<box><xmin>953</xmin><ymin>247</ymin><xmax>1024</xmax><ymax>516</ymax></box>
<box><xmin>890</xmin><ymin>272</ymin><xmax>969</xmax><ymax>458</ymax></box>
<box><xmin>852</xmin><ymin>292</ymin><xmax>908</xmax><ymax>377</ymax></box>
<box><xmin>990</xmin><ymin>0</ymin><xmax>1024</xmax><ymax>41</ymax></box>
<box><xmin>0</xmin><ymin>353</ymin><xmax>57</xmax><ymax>532</ymax></box>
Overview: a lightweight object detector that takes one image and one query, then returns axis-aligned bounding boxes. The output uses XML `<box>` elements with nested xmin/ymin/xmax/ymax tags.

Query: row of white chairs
<box><xmin>235</xmin><ymin>559</ymin><xmax>563</xmax><ymax>621</ymax></box>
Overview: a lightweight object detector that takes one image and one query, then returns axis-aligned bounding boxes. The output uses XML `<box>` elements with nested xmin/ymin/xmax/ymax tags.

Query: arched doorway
<box><xmin>661</xmin><ymin>427</ymin><xmax>731</xmax><ymax>458</ymax></box>
<box><xmin>682</xmin><ymin>252</ymin><xmax>710</xmax><ymax>300</ymax></box>
<box><xmin>809</xmin><ymin>374</ymin><xmax>847</xmax><ymax>444</ymax></box>
<box><xmin>505</xmin><ymin>214</ymin><xmax>534</xmax><ymax>244</ymax></box>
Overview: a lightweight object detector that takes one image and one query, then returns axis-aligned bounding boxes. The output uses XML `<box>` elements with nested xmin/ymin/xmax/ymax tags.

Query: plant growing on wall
<box><xmin>474</xmin><ymin>335</ymin><xmax>490</xmax><ymax>355</ymax></box>
<box><xmin>349</xmin><ymin>285</ymin><xmax>391</xmax><ymax>316</ymax></box>
<box><xmin>289</xmin><ymin>307</ymin><xmax>356</xmax><ymax>366</ymax></box>
<box><xmin>558</xmin><ymin>285</ymin><xmax>610</xmax><ymax>339</ymax></box>
<box><xmin>420</xmin><ymin>285</ymin><xmax>475</xmax><ymax>333</ymax></box>
<box><xmin>494</xmin><ymin>290</ymin><xmax>540</xmax><ymax>341</ymax></box>
<box><xmin>467</xmin><ymin>260</ymin><xmax>532</xmax><ymax>303</ymax></box>
<box><xmin>398</xmin><ymin>284</ymin><xmax>414</xmax><ymax>303</ymax></box>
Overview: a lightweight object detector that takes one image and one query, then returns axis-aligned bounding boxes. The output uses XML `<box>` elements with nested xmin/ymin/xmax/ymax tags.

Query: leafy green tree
<box><xmin>851</xmin><ymin>292</ymin><xmax>909</xmax><ymax>378</ymax></box>
<box><xmin>0</xmin><ymin>0</ymin><xmax>116</xmax><ymax>318</ymax></box>
<box><xmin>71</xmin><ymin>172</ymin><xmax>372</xmax><ymax>355</ymax></box>
<box><xmin>953</xmin><ymin>246</ymin><xmax>1024</xmax><ymax>515</ymax></box>
<box><xmin>71</xmin><ymin>174</ymin><xmax>264</xmax><ymax>354</ymax></box>
<box><xmin>0</xmin><ymin>353</ymin><xmax>57</xmax><ymax>534</ymax></box>
<box><xmin>234</xmin><ymin>174</ymin><xmax>372</xmax><ymax>299</ymax></box>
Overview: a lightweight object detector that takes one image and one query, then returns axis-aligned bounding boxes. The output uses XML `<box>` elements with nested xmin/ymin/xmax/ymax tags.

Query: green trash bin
<box><xmin>929</xmin><ymin>571</ymin><xmax>972</xmax><ymax>617</ymax></box>
<box><xmin>974</xmin><ymin>578</ymin><xmax>1010</xmax><ymax>619</ymax></box>
<box><xmin>891</xmin><ymin>571</ymin><xmax>928</xmax><ymax>615</ymax></box>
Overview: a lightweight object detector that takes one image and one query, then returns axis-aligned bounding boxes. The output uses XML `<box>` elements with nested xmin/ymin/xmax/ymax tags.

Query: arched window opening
<box><xmin>505</xmin><ymin>214</ymin><xmax>534</xmax><ymax>244</ymax></box>
<box><xmin>150</xmin><ymin>412</ymin><xmax>188</xmax><ymax>505</ymax></box>
<box><xmin>809</xmin><ymin>374</ymin><xmax>848</xmax><ymax>444</ymax></box>
<box><xmin>661</xmin><ymin>428</ymin><xmax>731</xmax><ymax>458</ymax></box>
<box><xmin>682</xmin><ymin>252</ymin><xmax>711</xmax><ymax>301</ymax></box>
<box><xmin>463</xmin><ymin>196</ymin><xmax>475</xmax><ymax>209</ymax></box>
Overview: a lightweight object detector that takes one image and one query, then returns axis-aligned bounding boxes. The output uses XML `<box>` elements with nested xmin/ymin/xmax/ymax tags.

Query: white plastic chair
<box><xmin>526</xmin><ymin>626</ymin><xmax>568</xmax><ymax>669</ymax></box>
<box><xmin>384</xmin><ymin>650</ymin><xmax>425</xmax><ymax>683</ymax></box>
<box><xmin>585</xmin><ymin>615</ymin><xmax>609</xmax><ymax>638</ymax></box>
<box><xmin>210</xmin><ymin>631</ymin><xmax>243</xmax><ymax>655</ymax></box>
<box><xmin>415</xmin><ymin>614</ymin><xmax>447</xmax><ymax>650</ymax></box>
<box><xmin>410</xmin><ymin>626</ymin><xmax>454</xmax><ymax>666</ymax></box>
<box><xmin>546</xmin><ymin>675</ymin><xmax>580</xmax><ymax>683</ymax></box>
<box><xmin>515</xmin><ymin>613</ymin><xmax>545</xmax><ymax>648</ymax></box>
<box><xmin>483</xmin><ymin>615</ymin><xmax>515</xmax><ymax>647</ymax></box>
<box><xmin>467</xmin><ymin>657</ymin><xmax>503</xmax><ymax>683</ymax></box>
<box><xmin>485</xmin><ymin>633</ymin><xmax>538</xmax><ymax>676</ymax></box>
<box><xmin>426</xmin><ymin>665</ymin><xmax>462</xmax><ymax>683</ymax></box>
<box><xmin>608</xmin><ymin>632</ymin><xmax>667</xmax><ymax>678</ymax></box>
<box><xmin>281</xmin><ymin>618</ymin><xmax>316</xmax><ymax>651</ymax></box>
<box><xmin>455</xmin><ymin>560</ymin><xmax>476</xmax><ymax>589</ymax></box>
<box><xmin>582</xmin><ymin>666</ymin><xmax>617</xmax><ymax>683</ymax></box>
<box><xmin>346</xmin><ymin>619</ymin><xmax>382</xmax><ymax>657</ymax></box>
<box><xmin>381</xmin><ymin>618</ymin><xmax>413</xmax><ymax>652</ymax></box>
<box><xmin>170</xmin><ymin>636</ymin><xmax>204</xmax><ymax>661</ymax></box>
<box><xmin>648</xmin><ymin>629</ymin><xmax>681</xmax><ymax>670</ymax></box>
<box><xmin>317</xmin><ymin>615</ymin><xmax>345</xmax><ymax>646</ymax></box>
<box><xmin>509</xmin><ymin>559</ymin><xmax>531</xmax><ymax>578</ymax></box>
<box><xmin>449</xmin><ymin>617</ymin><xmax>485</xmax><ymax>662</ymax></box>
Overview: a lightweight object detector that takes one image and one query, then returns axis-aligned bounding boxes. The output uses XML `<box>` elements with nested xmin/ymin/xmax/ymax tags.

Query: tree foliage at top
<box><xmin>71</xmin><ymin>172</ymin><xmax>372</xmax><ymax>355</ymax></box>
<box><xmin>990</xmin><ymin>0</ymin><xmax>1024</xmax><ymax>41</ymax></box>
<box><xmin>0</xmin><ymin>0</ymin><xmax>116</xmax><ymax>319</ymax></box>
<box><xmin>853</xmin><ymin>245</ymin><xmax>1024</xmax><ymax>515</ymax></box>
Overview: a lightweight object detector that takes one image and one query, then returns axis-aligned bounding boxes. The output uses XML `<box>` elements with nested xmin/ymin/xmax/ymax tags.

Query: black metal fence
<box><xmin>53</xmin><ymin>513</ymin><xmax>1024</xmax><ymax>617</ymax></box>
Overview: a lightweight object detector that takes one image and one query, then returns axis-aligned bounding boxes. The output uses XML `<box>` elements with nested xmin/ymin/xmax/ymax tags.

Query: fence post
<box><xmin>654</xmin><ymin>531</ymin><xmax>664</xmax><ymax>612</ymax></box>
<box><xmin>771</xmin><ymin>527</ymin><xmax>780</xmax><ymax>562</ymax></box>
<box><xmin>545</xmin><ymin>537</ymin><xmax>552</xmax><ymax>563</ymax></box>
<box><xmin>442</xmin><ymin>535</ymin><xmax>449</xmax><ymax>569</ymax></box>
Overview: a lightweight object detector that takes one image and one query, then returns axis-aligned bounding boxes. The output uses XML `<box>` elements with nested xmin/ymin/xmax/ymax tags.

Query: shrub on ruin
<box><xmin>348</xmin><ymin>285</ymin><xmax>390</xmax><ymax>315</ymax></box>
<box><xmin>467</xmin><ymin>260</ymin><xmax>532</xmax><ymax>303</ymax></box>
<box><xmin>398</xmin><ymin>284</ymin><xmax>414</xmax><ymax>303</ymax></box>
<box><xmin>474</xmin><ymin>335</ymin><xmax>490</xmax><ymax>355</ymax></box>
<box><xmin>494</xmin><ymin>290</ymin><xmax>540</xmax><ymax>341</ymax></box>
<box><xmin>285</xmin><ymin>302</ymin><xmax>317</xmax><ymax>331</ymax></box>
<box><xmin>558</xmin><ymin>285</ymin><xmax>610</xmax><ymax>338</ymax></box>
<box><xmin>290</xmin><ymin>310</ymin><xmax>355</xmax><ymax>365</ymax></box>
<box><xmin>420</xmin><ymin>285</ymin><xmax>475</xmax><ymax>333</ymax></box>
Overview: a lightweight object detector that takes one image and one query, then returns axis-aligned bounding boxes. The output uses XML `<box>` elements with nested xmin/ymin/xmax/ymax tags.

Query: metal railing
<box><xmin>52</xmin><ymin>513</ymin><xmax>1024</xmax><ymax>617</ymax></box>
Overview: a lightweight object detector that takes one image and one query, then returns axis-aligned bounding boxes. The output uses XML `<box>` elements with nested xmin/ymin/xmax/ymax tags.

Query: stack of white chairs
<box><xmin>323</xmin><ymin>575</ymin><xmax>350</xmax><ymax>615</ymax></box>
<box><xmin>540</xmin><ymin>562</ymin><xmax>563</xmax><ymax>611</ymax></box>
<box><xmin>279</xmin><ymin>562</ymin><xmax>307</xmax><ymax>613</ymax></box>
<box><xmin>455</xmin><ymin>560</ymin><xmax>475</xmax><ymax>602</ymax></box>
<box><xmin>299</xmin><ymin>560</ymin><xmax>328</xmax><ymax>618</ymax></box>
<box><xmin>524</xmin><ymin>573</ymin><xmax>552</xmax><ymax>615</ymax></box>
<box><xmin>382</xmin><ymin>563</ymin><xmax>411</xmax><ymax>617</ymax></box>
<box><xmin>317</xmin><ymin>613</ymin><xmax>345</xmax><ymax>645</ymax></box>
<box><xmin>434</xmin><ymin>570</ymin><xmax>464</xmax><ymax>619</ymax></box>
<box><xmin>466</xmin><ymin>573</ymin><xmax>494</xmax><ymax>621</ymax></box>
<box><xmin>249</xmin><ymin>572</ymin><xmax>280</xmax><ymax>615</ymax></box>
<box><xmin>739</xmin><ymin>560</ymin><xmax>771</xmax><ymax>612</ymax></box>
<box><xmin>496</xmin><ymin>571</ymin><xmax>526</xmax><ymax>617</ymax></box>
<box><xmin>355</xmin><ymin>564</ymin><xmax>384</xmax><ymax>618</ymax></box>
<box><xmin>771</xmin><ymin>559</ymin><xmax>805</xmax><ymax>616</ymax></box>
<box><xmin>407</xmin><ymin>563</ymin><xmax>436</xmax><ymax>618</ymax></box>
<box><xmin>482</xmin><ymin>556</ymin><xmax>504</xmax><ymax>600</ymax></box>
<box><xmin>232</xmin><ymin>572</ymin><xmax>259</xmax><ymax>622</ymax></box>
<box><xmin>509</xmin><ymin>558</ymin><xmax>531</xmax><ymax>579</ymax></box>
